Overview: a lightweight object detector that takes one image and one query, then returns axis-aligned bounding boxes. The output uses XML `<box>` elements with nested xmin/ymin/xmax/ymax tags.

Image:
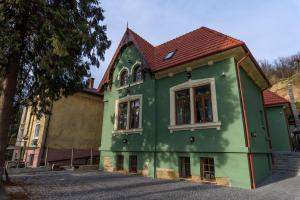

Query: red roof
<box><xmin>153</xmin><ymin>27</ymin><xmax>243</xmax><ymax>71</ymax></box>
<box><xmin>263</xmin><ymin>90</ymin><xmax>289</xmax><ymax>107</ymax></box>
<box><xmin>99</xmin><ymin>27</ymin><xmax>265</xmax><ymax>90</ymax></box>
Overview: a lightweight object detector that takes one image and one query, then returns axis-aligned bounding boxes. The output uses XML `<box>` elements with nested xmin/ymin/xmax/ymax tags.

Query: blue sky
<box><xmin>91</xmin><ymin>0</ymin><xmax>300</xmax><ymax>87</ymax></box>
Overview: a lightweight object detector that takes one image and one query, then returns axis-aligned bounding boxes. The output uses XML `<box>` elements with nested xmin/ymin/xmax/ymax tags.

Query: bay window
<box><xmin>169</xmin><ymin>78</ymin><xmax>221</xmax><ymax>132</ymax></box>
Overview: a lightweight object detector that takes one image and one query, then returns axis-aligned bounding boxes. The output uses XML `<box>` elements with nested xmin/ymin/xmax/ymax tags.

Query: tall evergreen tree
<box><xmin>0</xmin><ymin>0</ymin><xmax>110</xmax><ymax>182</ymax></box>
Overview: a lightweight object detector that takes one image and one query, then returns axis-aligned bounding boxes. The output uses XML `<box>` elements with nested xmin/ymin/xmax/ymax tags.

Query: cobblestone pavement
<box><xmin>10</xmin><ymin>170</ymin><xmax>300</xmax><ymax>200</ymax></box>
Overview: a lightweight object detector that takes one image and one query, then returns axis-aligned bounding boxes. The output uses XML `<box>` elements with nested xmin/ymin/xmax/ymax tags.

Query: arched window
<box><xmin>120</xmin><ymin>70</ymin><xmax>129</xmax><ymax>86</ymax></box>
<box><xmin>133</xmin><ymin>65</ymin><xmax>143</xmax><ymax>83</ymax></box>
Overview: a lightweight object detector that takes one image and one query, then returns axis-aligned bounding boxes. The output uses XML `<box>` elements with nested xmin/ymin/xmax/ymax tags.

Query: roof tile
<box><xmin>263</xmin><ymin>90</ymin><xmax>289</xmax><ymax>106</ymax></box>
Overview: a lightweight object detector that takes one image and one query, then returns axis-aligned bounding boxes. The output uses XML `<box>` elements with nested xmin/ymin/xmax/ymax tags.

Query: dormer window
<box><xmin>133</xmin><ymin>65</ymin><xmax>143</xmax><ymax>83</ymax></box>
<box><xmin>163</xmin><ymin>50</ymin><xmax>176</xmax><ymax>61</ymax></box>
<box><xmin>120</xmin><ymin>70</ymin><xmax>129</xmax><ymax>87</ymax></box>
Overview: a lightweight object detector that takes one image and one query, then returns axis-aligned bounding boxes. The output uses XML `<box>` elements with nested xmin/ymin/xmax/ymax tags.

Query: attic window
<box><xmin>163</xmin><ymin>50</ymin><xmax>176</xmax><ymax>61</ymax></box>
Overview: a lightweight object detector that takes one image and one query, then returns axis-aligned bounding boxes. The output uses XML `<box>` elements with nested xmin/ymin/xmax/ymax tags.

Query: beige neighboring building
<box><xmin>13</xmin><ymin>79</ymin><xmax>103</xmax><ymax>167</ymax></box>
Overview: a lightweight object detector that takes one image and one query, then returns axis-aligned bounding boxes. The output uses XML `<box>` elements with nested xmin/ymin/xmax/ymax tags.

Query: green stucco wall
<box><xmin>100</xmin><ymin>43</ymin><xmax>271</xmax><ymax>189</ymax></box>
<box><xmin>100</xmin><ymin>44</ymin><xmax>157</xmax><ymax>178</ymax></box>
<box><xmin>240</xmin><ymin>68</ymin><xmax>271</xmax><ymax>186</ymax></box>
<box><xmin>154</xmin><ymin>58</ymin><xmax>251</xmax><ymax>188</ymax></box>
<box><xmin>266</xmin><ymin>106</ymin><xmax>291</xmax><ymax>151</ymax></box>
<box><xmin>100</xmin><ymin>44</ymin><xmax>156</xmax><ymax>153</ymax></box>
<box><xmin>156</xmin><ymin>58</ymin><xmax>246</xmax><ymax>153</ymax></box>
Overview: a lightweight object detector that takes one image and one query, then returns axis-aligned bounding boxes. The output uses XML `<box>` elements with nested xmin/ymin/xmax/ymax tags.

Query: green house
<box><xmin>98</xmin><ymin>27</ymin><xmax>272</xmax><ymax>189</ymax></box>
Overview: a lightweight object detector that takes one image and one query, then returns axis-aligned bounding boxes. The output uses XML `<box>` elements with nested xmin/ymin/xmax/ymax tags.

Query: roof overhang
<box><xmin>264</xmin><ymin>102</ymin><xmax>290</xmax><ymax>108</ymax></box>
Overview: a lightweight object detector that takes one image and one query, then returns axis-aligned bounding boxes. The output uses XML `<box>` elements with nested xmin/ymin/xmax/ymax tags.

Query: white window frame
<box><xmin>113</xmin><ymin>94</ymin><xmax>143</xmax><ymax>135</ymax></box>
<box><xmin>117</xmin><ymin>66</ymin><xmax>130</xmax><ymax>89</ymax></box>
<box><xmin>131</xmin><ymin>61</ymin><xmax>144</xmax><ymax>86</ymax></box>
<box><xmin>34</xmin><ymin>123</ymin><xmax>40</xmax><ymax>139</ymax></box>
<box><xmin>168</xmin><ymin>78</ymin><xmax>221</xmax><ymax>133</ymax></box>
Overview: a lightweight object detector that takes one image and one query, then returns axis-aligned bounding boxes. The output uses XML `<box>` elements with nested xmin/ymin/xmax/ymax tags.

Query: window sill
<box><xmin>112</xmin><ymin>128</ymin><xmax>143</xmax><ymax>136</ymax></box>
<box><xmin>168</xmin><ymin>122</ymin><xmax>221</xmax><ymax>133</ymax></box>
<box><xmin>117</xmin><ymin>85</ymin><xmax>129</xmax><ymax>90</ymax></box>
<box><xmin>117</xmin><ymin>81</ymin><xmax>143</xmax><ymax>90</ymax></box>
<box><xmin>130</xmin><ymin>81</ymin><xmax>143</xmax><ymax>87</ymax></box>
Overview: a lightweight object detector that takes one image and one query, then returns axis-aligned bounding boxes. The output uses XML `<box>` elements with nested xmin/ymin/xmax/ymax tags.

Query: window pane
<box><xmin>194</xmin><ymin>85</ymin><xmax>213</xmax><ymax>123</ymax></box>
<box><xmin>118</xmin><ymin>102</ymin><xmax>128</xmax><ymax>130</ymax></box>
<box><xmin>130</xmin><ymin>99</ymin><xmax>140</xmax><ymax>129</ymax></box>
<box><xmin>120</xmin><ymin>71</ymin><xmax>129</xmax><ymax>86</ymax></box>
<box><xmin>133</xmin><ymin>66</ymin><xmax>143</xmax><ymax>82</ymax></box>
<box><xmin>175</xmin><ymin>89</ymin><xmax>190</xmax><ymax>125</ymax></box>
<box><xmin>34</xmin><ymin>124</ymin><xmax>40</xmax><ymax>138</ymax></box>
<box><xmin>201</xmin><ymin>157</ymin><xmax>215</xmax><ymax>181</ymax></box>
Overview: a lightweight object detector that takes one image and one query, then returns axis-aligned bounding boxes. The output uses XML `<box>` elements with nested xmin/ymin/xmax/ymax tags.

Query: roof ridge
<box><xmin>201</xmin><ymin>26</ymin><xmax>244</xmax><ymax>44</ymax></box>
<box><xmin>128</xmin><ymin>28</ymin><xmax>154</xmax><ymax>47</ymax></box>
<box><xmin>155</xmin><ymin>26</ymin><xmax>206</xmax><ymax>48</ymax></box>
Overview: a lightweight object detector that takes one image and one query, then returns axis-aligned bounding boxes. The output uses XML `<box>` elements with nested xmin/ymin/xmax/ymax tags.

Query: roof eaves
<box><xmin>241</xmin><ymin>44</ymin><xmax>271</xmax><ymax>88</ymax></box>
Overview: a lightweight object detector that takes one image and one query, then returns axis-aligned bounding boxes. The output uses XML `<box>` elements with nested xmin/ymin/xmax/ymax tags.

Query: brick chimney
<box><xmin>87</xmin><ymin>78</ymin><xmax>95</xmax><ymax>89</ymax></box>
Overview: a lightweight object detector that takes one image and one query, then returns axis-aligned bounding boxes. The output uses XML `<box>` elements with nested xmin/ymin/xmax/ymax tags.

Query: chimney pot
<box><xmin>87</xmin><ymin>78</ymin><xmax>95</xmax><ymax>89</ymax></box>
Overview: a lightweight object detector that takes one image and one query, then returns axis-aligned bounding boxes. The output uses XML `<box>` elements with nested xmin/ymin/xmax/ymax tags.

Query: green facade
<box><xmin>99</xmin><ymin>43</ymin><xmax>271</xmax><ymax>189</ymax></box>
<box><xmin>266</xmin><ymin>106</ymin><xmax>291</xmax><ymax>151</ymax></box>
<box><xmin>240</xmin><ymin>68</ymin><xmax>272</xmax><ymax>185</ymax></box>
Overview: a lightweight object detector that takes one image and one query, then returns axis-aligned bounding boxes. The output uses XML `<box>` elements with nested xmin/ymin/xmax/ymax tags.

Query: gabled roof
<box><xmin>98</xmin><ymin>27</ymin><xmax>268</xmax><ymax>91</ymax></box>
<box><xmin>263</xmin><ymin>90</ymin><xmax>289</xmax><ymax>107</ymax></box>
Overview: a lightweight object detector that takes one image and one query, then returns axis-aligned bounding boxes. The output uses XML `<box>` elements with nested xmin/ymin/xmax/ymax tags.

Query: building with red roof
<box><xmin>99</xmin><ymin>26</ymin><xmax>273</xmax><ymax>189</ymax></box>
<box><xmin>263</xmin><ymin>90</ymin><xmax>293</xmax><ymax>151</ymax></box>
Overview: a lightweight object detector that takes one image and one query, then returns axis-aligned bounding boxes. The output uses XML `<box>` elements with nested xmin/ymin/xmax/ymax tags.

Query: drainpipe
<box><xmin>236</xmin><ymin>53</ymin><xmax>256</xmax><ymax>189</ymax></box>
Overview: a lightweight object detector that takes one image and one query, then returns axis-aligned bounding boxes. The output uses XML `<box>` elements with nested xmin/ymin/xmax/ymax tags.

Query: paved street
<box><xmin>9</xmin><ymin>170</ymin><xmax>300</xmax><ymax>200</ymax></box>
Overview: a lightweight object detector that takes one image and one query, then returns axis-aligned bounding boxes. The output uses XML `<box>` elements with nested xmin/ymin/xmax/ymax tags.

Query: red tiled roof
<box><xmin>129</xmin><ymin>29</ymin><xmax>155</xmax><ymax>68</ymax></box>
<box><xmin>263</xmin><ymin>90</ymin><xmax>289</xmax><ymax>107</ymax></box>
<box><xmin>153</xmin><ymin>27</ymin><xmax>243</xmax><ymax>71</ymax></box>
<box><xmin>98</xmin><ymin>27</ymin><xmax>264</xmax><ymax>91</ymax></box>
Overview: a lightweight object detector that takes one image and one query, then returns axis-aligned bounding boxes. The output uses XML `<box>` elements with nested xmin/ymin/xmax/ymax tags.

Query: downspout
<box><xmin>153</xmin><ymin>75</ymin><xmax>158</xmax><ymax>178</ymax></box>
<box><xmin>236</xmin><ymin>53</ymin><xmax>256</xmax><ymax>189</ymax></box>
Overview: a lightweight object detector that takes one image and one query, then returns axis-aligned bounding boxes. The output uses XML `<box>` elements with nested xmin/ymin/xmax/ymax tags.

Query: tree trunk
<box><xmin>0</xmin><ymin>60</ymin><xmax>19</xmax><ymax>183</ymax></box>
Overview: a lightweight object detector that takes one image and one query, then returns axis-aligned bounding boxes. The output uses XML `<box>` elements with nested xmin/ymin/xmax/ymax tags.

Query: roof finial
<box><xmin>126</xmin><ymin>21</ymin><xmax>129</xmax><ymax>30</ymax></box>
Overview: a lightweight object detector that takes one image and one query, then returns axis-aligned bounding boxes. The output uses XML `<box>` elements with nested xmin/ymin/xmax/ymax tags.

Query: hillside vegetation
<box><xmin>259</xmin><ymin>53</ymin><xmax>300</xmax><ymax>109</ymax></box>
<box><xmin>269</xmin><ymin>73</ymin><xmax>300</xmax><ymax>109</ymax></box>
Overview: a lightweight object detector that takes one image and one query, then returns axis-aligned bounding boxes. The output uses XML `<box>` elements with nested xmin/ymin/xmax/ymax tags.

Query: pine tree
<box><xmin>0</xmin><ymin>0</ymin><xmax>110</xmax><ymax>182</ymax></box>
